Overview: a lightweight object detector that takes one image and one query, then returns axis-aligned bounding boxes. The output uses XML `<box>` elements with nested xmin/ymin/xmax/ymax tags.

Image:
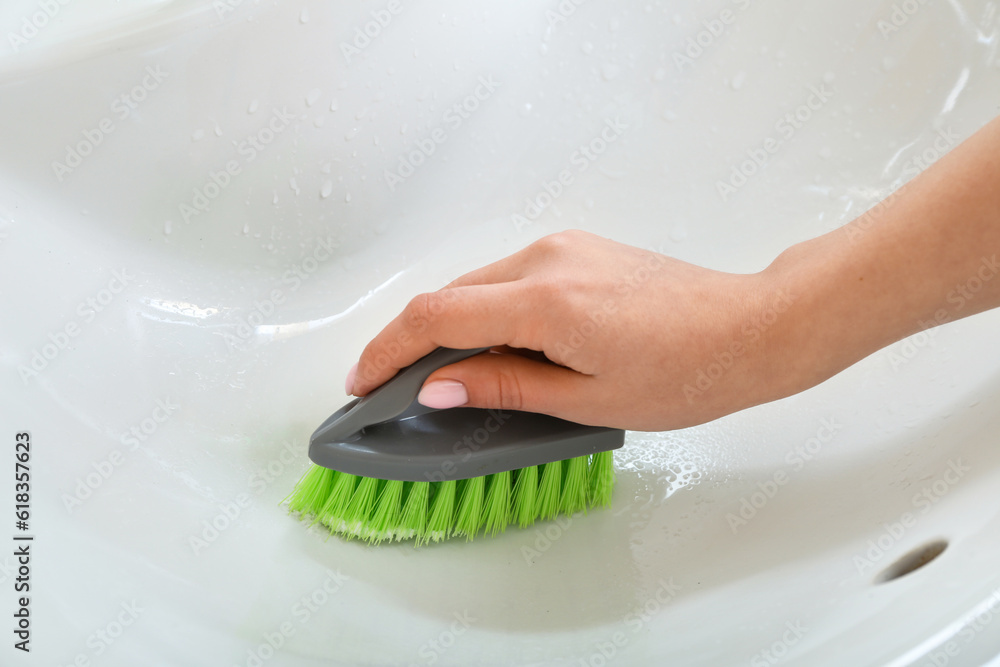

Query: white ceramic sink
<box><xmin>2</xmin><ymin>1</ymin><xmax>1000</xmax><ymax>665</ymax></box>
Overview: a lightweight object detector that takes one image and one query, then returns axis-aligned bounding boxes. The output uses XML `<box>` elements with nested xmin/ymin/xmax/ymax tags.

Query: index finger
<box><xmin>351</xmin><ymin>280</ymin><xmax>542</xmax><ymax>395</ymax></box>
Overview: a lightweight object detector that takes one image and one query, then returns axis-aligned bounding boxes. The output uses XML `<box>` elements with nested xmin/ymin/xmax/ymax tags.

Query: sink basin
<box><xmin>2</xmin><ymin>0</ymin><xmax>999</xmax><ymax>664</ymax></box>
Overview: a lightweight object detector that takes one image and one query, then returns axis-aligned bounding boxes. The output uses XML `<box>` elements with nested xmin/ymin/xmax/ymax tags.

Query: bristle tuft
<box><xmin>285</xmin><ymin>450</ymin><xmax>617</xmax><ymax>545</ymax></box>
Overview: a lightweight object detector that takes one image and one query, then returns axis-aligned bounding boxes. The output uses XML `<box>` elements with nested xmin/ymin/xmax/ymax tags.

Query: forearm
<box><xmin>762</xmin><ymin>116</ymin><xmax>1000</xmax><ymax>397</ymax></box>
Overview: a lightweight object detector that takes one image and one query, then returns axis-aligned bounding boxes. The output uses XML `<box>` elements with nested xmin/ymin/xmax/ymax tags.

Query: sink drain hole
<box><xmin>876</xmin><ymin>539</ymin><xmax>948</xmax><ymax>583</ymax></box>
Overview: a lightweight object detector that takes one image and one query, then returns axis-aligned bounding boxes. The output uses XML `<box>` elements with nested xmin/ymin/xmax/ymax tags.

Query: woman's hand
<box><xmin>347</xmin><ymin>230</ymin><xmax>798</xmax><ymax>431</ymax></box>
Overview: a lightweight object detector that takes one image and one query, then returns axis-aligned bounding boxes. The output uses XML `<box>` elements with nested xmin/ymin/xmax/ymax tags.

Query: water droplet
<box><xmin>321</xmin><ymin>162</ymin><xmax>331</xmax><ymax>174</ymax></box>
<box><xmin>289</xmin><ymin>178</ymin><xmax>300</xmax><ymax>195</ymax></box>
<box><xmin>164</xmin><ymin>220</ymin><xmax>172</xmax><ymax>235</ymax></box>
<box><xmin>243</xmin><ymin>224</ymin><xmax>250</xmax><ymax>234</ymax></box>
<box><xmin>321</xmin><ymin>181</ymin><xmax>333</xmax><ymax>199</ymax></box>
<box><xmin>192</xmin><ymin>129</ymin><xmax>205</xmax><ymax>141</ymax></box>
<box><xmin>652</xmin><ymin>68</ymin><xmax>666</xmax><ymax>82</ymax></box>
<box><xmin>824</xmin><ymin>71</ymin><xmax>836</xmax><ymax>84</ymax></box>
<box><xmin>581</xmin><ymin>41</ymin><xmax>594</xmax><ymax>55</ymax></box>
<box><xmin>248</xmin><ymin>99</ymin><xmax>259</xmax><ymax>114</ymax></box>
<box><xmin>345</xmin><ymin>192</ymin><xmax>352</xmax><ymax>203</ymax></box>
<box><xmin>299</xmin><ymin>7</ymin><xmax>310</xmax><ymax>23</ymax></box>
<box><xmin>330</xmin><ymin>99</ymin><xmax>338</xmax><ymax>112</ymax></box>
<box><xmin>345</xmin><ymin>128</ymin><xmax>358</xmax><ymax>141</ymax></box>
<box><xmin>306</xmin><ymin>89</ymin><xmax>321</xmax><ymax>107</ymax></box>
<box><xmin>214</xmin><ymin>125</ymin><xmax>223</xmax><ymax>137</ymax></box>
<box><xmin>730</xmin><ymin>71</ymin><xmax>746</xmax><ymax>90</ymax></box>
<box><xmin>601</xmin><ymin>63</ymin><xmax>620</xmax><ymax>81</ymax></box>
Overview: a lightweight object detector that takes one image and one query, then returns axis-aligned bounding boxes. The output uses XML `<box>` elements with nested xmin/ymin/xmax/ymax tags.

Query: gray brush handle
<box><xmin>312</xmin><ymin>347</ymin><xmax>490</xmax><ymax>444</ymax></box>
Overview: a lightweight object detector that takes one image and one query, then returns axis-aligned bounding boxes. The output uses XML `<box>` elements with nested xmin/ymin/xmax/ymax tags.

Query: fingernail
<box><xmin>344</xmin><ymin>362</ymin><xmax>358</xmax><ymax>395</ymax></box>
<box><xmin>417</xmin><ymin>380</ymin><xmax>468</xmax><ymax>410</ymax></box>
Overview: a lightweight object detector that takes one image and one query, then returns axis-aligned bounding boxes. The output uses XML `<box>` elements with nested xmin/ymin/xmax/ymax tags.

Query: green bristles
<box><xmin>367</xmin><ymin>480</ymin><xmax>404</xmax><ymax>545</ymax></box>
<box><xmin>425</xmin><ymin>480</ymin><xmax>456</xmax><ymax>544</ymax></box>
<box><xmin>285</xmin><ymin>452</ymin><xmax>616</xmax><ymax>545</ymax></box>
<box><xmin>482</xmin><ymin>471</ymin><xmax>511</xmax><ymax>536</ymax></box>
<box><xmin>284</xmin><ymin>466</ymin><xmax>334</xmax><ymax>516</ymax></box>
<box><xmin>317</xmin><ymin>471</ymin><xmax>358</xmax><ymax>531</ymax></box>
<box><xmin>453</xmin><ymin>477</ymin><xmax>485</xmax><ymax>539</ymax></box>
<box><xmin>588</xmin><ymin>450</ymin><xmax>615</xmax><ymax>507</ymax></box>
<box><xmin>560</xmin><ymin>456</ymin><xmax>589</xmax><ymax>516</ymax></box>
<box><xmin>342</xmin><ymin>476</ymin><xmax>380</xmax><ymax>538</ymax></box>
<box><xmin>534</xmin><ymin>460</ymin><xmax>562</xmax><ymax>520</ymax></box>
<box><xmin>397</xmin><ymin>481</ymin><xmax>429</xmax><ymax>540</ymax></box>
<box><xmin>512</xmin><ymin>466</ymin><xmax>538</xmax><ymax>528</ymax></box>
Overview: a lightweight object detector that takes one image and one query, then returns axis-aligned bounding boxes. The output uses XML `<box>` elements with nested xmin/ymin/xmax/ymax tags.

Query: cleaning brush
<box><xmin>285</xmin><ymin>347</ymin><xmax>624</xmax><ymax>545</ymax></box>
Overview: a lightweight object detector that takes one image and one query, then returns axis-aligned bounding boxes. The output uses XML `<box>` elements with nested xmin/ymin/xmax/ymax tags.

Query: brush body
<box><xmin>289</xmin><ymin>347</ymin><xmax>623</xmax><ymax>545</ymax></box>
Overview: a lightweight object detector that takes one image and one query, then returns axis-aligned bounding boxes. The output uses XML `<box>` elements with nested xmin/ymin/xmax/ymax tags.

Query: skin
<box><xmin>348</xmin><ymin>116</ymin><xmax>1000</xmax><ymax>432</ymax></box>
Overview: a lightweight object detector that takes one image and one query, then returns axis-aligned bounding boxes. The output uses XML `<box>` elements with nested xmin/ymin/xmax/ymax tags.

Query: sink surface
<box><xmin>1</xmin><ymin>1</ymin><xmax>1000</xmax><ymax>665</ymax></box>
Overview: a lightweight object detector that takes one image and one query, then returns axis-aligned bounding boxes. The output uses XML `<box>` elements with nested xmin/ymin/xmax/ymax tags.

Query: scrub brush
<box><xmin>285</xmin><ymin>347</ymin><xmax>624</xmax><ymax>545</ymax></box>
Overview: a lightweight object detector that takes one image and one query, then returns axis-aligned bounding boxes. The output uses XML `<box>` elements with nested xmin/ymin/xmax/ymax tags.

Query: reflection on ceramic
<box><xmin>1</xmin><ymin>0</ymin><xmax>1000</xmax><ymax>664</ymax></box>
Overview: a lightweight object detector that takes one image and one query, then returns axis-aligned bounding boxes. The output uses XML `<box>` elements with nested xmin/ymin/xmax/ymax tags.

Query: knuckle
<box><xmin>530</xmin><ymin>229</ymin><xmax>594</xmax><ymax>259</ymax></box>
<box><xmin>533</xmin><ymin>231</ymin><xmax>575</xmax><ymax>253</ymax></box>
<box><xmin>495</xmin><ymin>369</ymin><xmax>525</xmax><ymax>411</ymax></box>
<box><xmin>404</xmin><ymin>292</ymin><xmax>443</xmax><ymax>330</ymax></box>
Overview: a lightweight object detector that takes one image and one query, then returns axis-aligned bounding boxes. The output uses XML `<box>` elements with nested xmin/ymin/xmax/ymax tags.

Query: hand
<box><xmin>347</xmin><ymin>230</ymin><xmax>798</xmax><ymax>431</ymax></box>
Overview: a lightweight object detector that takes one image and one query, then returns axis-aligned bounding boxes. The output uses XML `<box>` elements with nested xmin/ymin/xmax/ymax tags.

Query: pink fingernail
<box><xmin>417</xmin><ymin>380</ymin><xmax>468</xmax><ymax>410</ymax></box>
<box><xmin>345</xmin><ymin>362</ymin><xmax>358</xmax><ymax>395</ymax></box>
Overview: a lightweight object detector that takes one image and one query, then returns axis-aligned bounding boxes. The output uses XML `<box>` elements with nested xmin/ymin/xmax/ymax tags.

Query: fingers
<box><xmin>351</xmin><ymin>282</ymin><xmax>544</xmax><ymax>395</ymax></box>
<box><xmin>415</xmin><ymin>351</ymin><xmax>603</xmax><ymax>424</ymax></box>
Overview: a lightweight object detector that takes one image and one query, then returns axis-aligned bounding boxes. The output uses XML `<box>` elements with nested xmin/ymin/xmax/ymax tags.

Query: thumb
<box><xmin>416</xmin><ymin>351</ymin><xmax>593</xmax><ymax>421</ymax></box>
